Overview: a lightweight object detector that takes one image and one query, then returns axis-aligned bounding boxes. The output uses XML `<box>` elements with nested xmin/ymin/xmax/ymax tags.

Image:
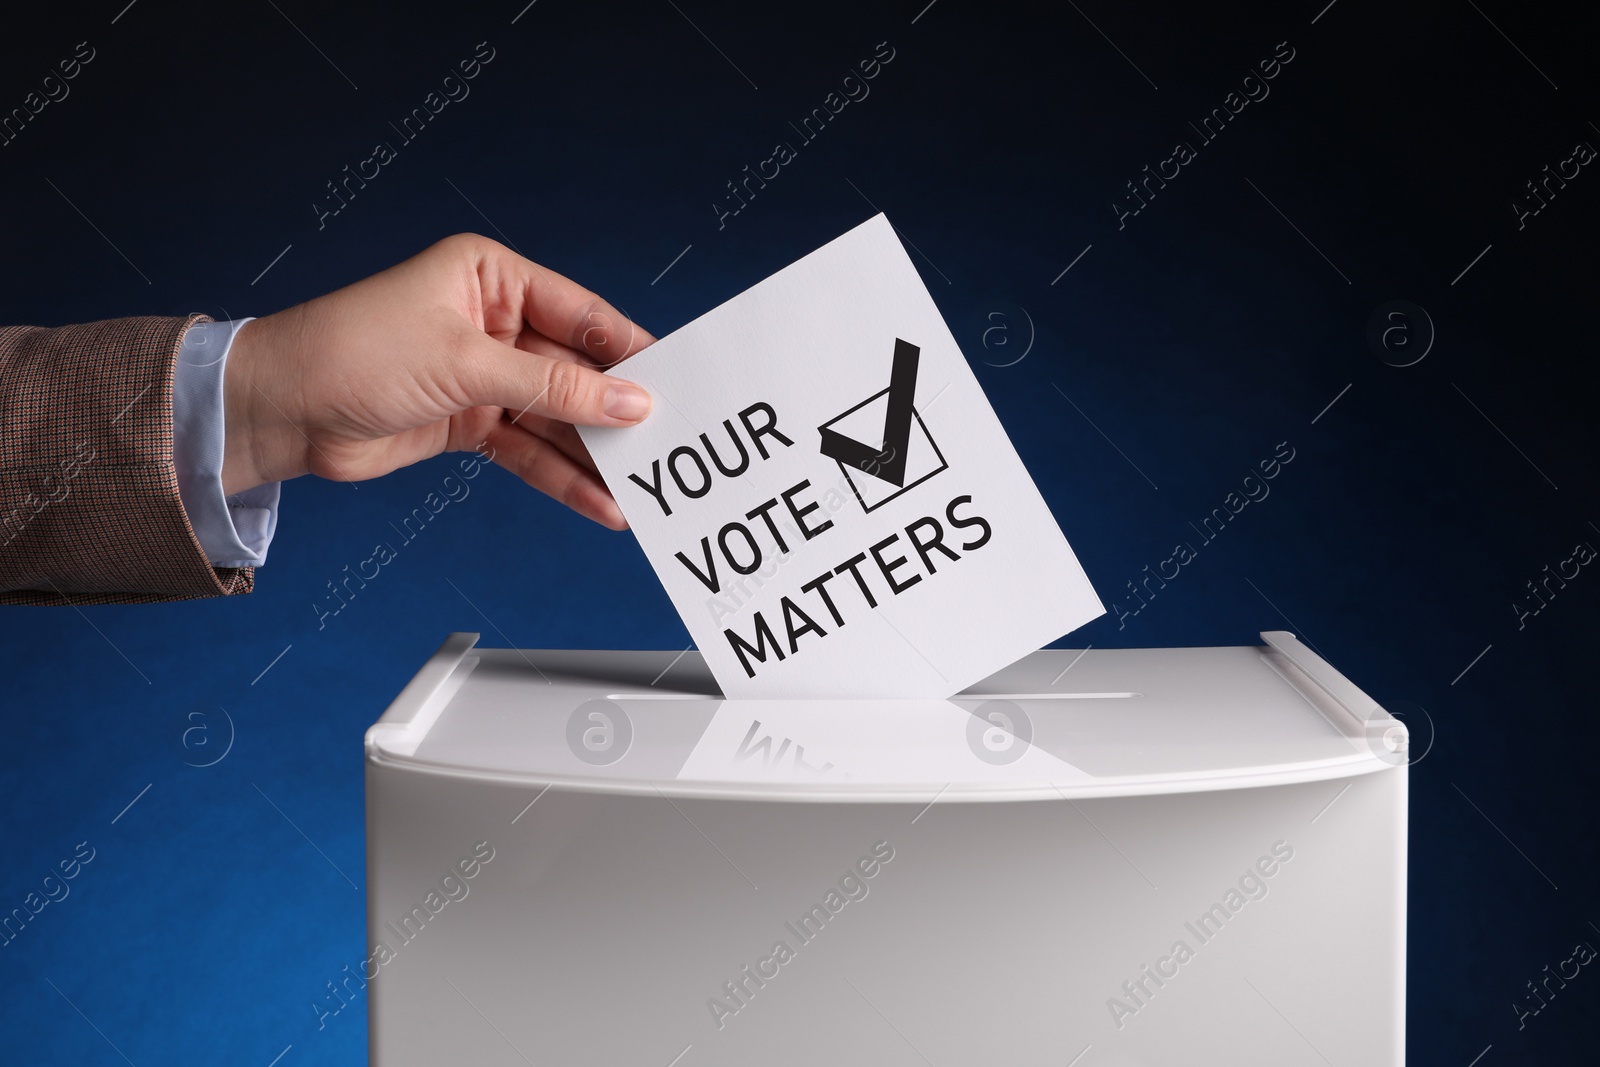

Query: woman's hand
<box><xmin>221</xmin><ymin>233</ymin><xmax>654</xmax><ymax>529</ymax></box>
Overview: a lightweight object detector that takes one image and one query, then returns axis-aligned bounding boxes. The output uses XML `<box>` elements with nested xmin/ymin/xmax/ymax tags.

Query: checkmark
<box><xmin>818</xmin><ymin>338</ymin><xmax>921</xmax><ymax>486</ymax></box>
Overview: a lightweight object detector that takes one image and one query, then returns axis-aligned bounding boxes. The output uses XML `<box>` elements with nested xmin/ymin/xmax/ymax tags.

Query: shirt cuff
<box><xmin>172</xmin><ymin>318</ymin><xmax>281</xmax><ymax>568</ymax></box>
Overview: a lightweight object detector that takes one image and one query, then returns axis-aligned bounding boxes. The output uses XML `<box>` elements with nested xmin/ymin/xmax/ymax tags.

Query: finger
<box><xmin>513</xmin><ymin>415</ymin><xmax>603</xmax><ymax>478</ymax></box>
<box><xmin>460</xmin><ymin>326</ymin><xmax>652</xmax><ymax>428</ymax></box>
<box><xmin>511</xmin><ymin>329</ymin><xmax>593</xmax><ymax>367</ymax></box>
<box><xmin>468</xmin><ymin>239</ymin><xmax>657</xmax><ymax>365</ymax></box>
<box><xmin>483</xmin><ymin>419</ymin><xmax>628</xmax><ymax>530</ymax></box>
<box><xmin>569</xmin><ymin>302</ymin><xmax>657</xmax><ymax>370</ymax></box>
<box><xmin>499</xmin><ymin>408</ymin><xmax>602</xmax><ymax>478</ymax></box>
<box><xmin>503</xmin><ymin>325</ymin><xmax>619</xmax><ymax>377</ymax></box>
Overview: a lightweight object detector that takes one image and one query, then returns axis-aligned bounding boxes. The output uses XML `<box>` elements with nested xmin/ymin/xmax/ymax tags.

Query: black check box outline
<box><xmin>821</xmin><ymin>389</ymin><xmax>949</xmax><ymax>514</ymax></box>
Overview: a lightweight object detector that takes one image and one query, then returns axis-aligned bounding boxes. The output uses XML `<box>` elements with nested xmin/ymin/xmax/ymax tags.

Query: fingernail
<box><xmin>605</xmin><ymin>381</ymin><xmax>652</xmax><ymax>422</ymax></box>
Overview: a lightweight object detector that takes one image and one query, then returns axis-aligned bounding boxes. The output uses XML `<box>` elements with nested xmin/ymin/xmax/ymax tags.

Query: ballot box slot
<box><xmin>957</xmin><ymin>692</ymin><xmax>1142</xmax><ymax>700</ymax></box>
<box><xmin>606</xmin><ymin>690</ymin><xmax>1145</xmax><ymax>700</ymax></box>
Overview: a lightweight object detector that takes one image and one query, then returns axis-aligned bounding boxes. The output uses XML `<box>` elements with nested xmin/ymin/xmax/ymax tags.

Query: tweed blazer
<box><xmin>0</xmin><ymin>314</ymin><xmax>254</xmax><ymax>604</ymax></box>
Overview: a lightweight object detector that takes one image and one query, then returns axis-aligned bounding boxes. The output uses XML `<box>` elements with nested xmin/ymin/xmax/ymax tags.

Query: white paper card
<box><xmin>580</xmin><ymin>215</ymin><xmax>1104</xmax><ymax>698</ymax></box>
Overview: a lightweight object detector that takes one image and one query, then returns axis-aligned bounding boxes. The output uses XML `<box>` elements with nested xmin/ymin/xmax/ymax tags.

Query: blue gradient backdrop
<box><xmin>2</xmin><ymin>1</ymin><xmax>1595</xmax><ymax>1063</ymax></box>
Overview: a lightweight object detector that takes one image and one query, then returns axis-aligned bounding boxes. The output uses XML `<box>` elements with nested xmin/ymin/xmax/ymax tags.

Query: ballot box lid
<box><xmin>365</xmin><ymin>631</ymin><xmax>1406</xmax><ymax>802</ymax></box>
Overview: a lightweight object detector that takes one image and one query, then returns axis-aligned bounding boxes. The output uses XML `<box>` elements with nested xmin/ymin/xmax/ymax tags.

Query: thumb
<box><xmin>459</xmin><ymin>327</ymin><xmax>653</xmax><ymax>427</ymax></box>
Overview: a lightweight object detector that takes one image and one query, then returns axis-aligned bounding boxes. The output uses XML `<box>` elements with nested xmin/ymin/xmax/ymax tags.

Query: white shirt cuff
<box><xmin>172</xmin><ymin>318</ymin><xmax>281</xmax><ymax>567</ymax></box>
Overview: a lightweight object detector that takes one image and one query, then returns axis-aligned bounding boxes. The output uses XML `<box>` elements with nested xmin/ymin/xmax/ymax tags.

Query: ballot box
<box><xmin>365</xmin><ymin>631</ymin><xmax>1407</xmax><ymax>1066</ymax></box>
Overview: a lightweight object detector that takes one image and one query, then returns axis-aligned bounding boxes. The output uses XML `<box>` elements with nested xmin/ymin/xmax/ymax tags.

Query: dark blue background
<box><xmin>2</xmin><ymin>0</ymin><xmax>1595</xmax><ymax>1063</ymax></box>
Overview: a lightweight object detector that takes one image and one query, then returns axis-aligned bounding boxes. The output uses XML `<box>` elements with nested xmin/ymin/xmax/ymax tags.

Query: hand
<box><xmin>221</xmin><ymin>233</ymin><xmax>655</xmax><ymax>529</ymax></box>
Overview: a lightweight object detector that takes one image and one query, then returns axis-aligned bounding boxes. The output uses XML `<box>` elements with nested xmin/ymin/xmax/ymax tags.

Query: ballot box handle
<box><xmin>366</xmin><ymin>632</ymin><xmax>481</xmax><ymax>757</ymax></box>
<box><xmin>1260</xmin><ymin>630</ymin><xmax>1393</xmax><ymax>732</ymax></box>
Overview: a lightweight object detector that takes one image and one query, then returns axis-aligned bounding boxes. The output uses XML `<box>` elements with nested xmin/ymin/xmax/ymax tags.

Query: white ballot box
<box><xmin>365</xmin><ymin>631</ymin><xmax>1407</xmax><ymax>1066</ymax></box>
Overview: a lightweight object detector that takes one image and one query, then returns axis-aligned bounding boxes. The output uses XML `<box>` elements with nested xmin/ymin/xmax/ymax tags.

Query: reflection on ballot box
<box><xmin>365</xmin><ymin>631</ymin><xmax>1407</xmax><ymax>1065</ymax></box>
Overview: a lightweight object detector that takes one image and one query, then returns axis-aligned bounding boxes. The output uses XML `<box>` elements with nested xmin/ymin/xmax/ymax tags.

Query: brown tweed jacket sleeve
<box><xmin>0</xmin><ymin>314</ymin><xmax>255</xmax><ymax>604</ymax></box>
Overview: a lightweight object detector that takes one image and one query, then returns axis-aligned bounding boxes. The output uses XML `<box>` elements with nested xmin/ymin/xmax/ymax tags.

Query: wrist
<box><xmin>221</xmin><ymin>314</ymin><xmax>307</xmax><ymax>495</ymax></box>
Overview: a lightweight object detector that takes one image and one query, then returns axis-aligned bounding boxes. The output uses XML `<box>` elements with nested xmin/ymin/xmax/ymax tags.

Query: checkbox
<box><xmin>818</xmin><ymin>339</ymin><xmax>948</xmax><ymax>513</ymax></box>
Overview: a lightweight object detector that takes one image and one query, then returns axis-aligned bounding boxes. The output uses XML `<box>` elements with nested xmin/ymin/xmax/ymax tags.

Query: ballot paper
<box><xmin>579</xmin><ymin>214</ymin><xmax>1103</xmax><ymax>698</ymax></box>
